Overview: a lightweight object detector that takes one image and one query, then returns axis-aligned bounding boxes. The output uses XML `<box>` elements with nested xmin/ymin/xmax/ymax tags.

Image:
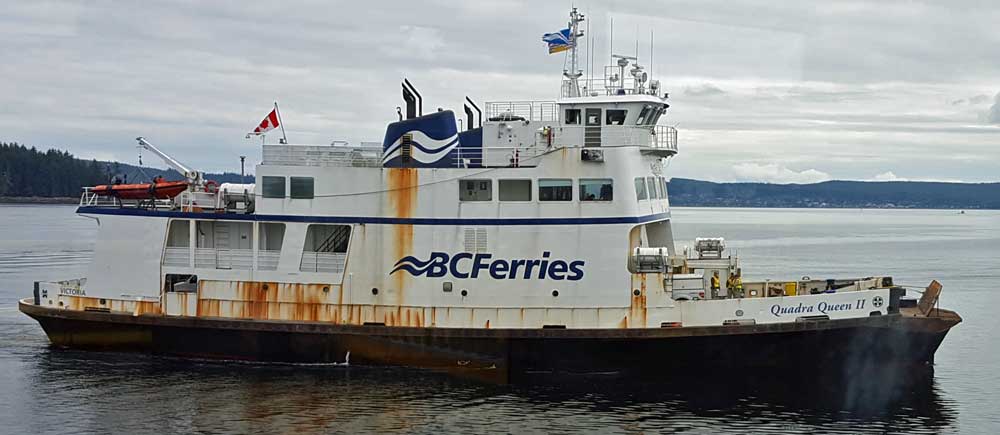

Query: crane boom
<box><xmin>135</xmin><ymin>137</ymin><xmax>201</xmax><ymax>184</ymax></box>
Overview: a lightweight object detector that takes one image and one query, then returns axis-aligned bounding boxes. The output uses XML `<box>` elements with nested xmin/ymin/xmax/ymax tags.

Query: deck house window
<box><xmin>499</xmin><ymin>179</ymin><xmax>531</xmax><ymax>201</ymax></box>
<box><xmin>580</xmin><ymin>179</ymin><xmax>613</xmax><ymax>201</ymax></box>
<box><xmin>647</xmin><ymin>177</ymin><xmax>659</xmax><ymax>199</ymax></box>
<box><xmin>290</xmin><ymin>177</ymin><xmax>314</xmax><ymax>199</ymax></box>
<box><xmin>300</xmin><ymin>224</ymin><xmax>351</xmax><ymax>273</ymax></box>
<box><xmin>539</xmin><ymin>179</ymin><xmax>572</xmax><ymax>201</ymax></box>
<box><xmin>459</xmin><ymin>179</ymin><xmax>492</xmax><ymax>201</ymax></box>
<box><xmin>634</xmin><ymin>177</ymin><xmax>648</xmax><ymax>201</ymax></box>
<box><xmin>163</xmin><ymin>220</ymin><xmax>190</xmax><ymax>267</ymax></box>
<box><xmin>257</xmin><ymin>223</ymin><xmax>285</xmax><ymax>271</ymax></box>
<box><xmin>262</xmin><ymin>176</ymin><xmax>286</xmax><ymax>198</ymax></box>
<box><xmin>605</xmin><ymin>109</ymin><xmax>627</xmax><ymax>125</ymax></box>
<box><xmin>565</xmin><ymin>109</ymin><xmax>581</xmax><ymax>125</ymax></box>
<box><xmin>195</xmin><ymin>221</ymin><xmax>253</xmax><ymax>270</ymax></box>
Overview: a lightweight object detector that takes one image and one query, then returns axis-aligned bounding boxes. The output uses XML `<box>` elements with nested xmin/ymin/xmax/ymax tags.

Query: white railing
<box><xmin>195</xmin><ymin>248</ymin><xmax>253</xmax><ymax>270</ymax></box>
<box><xmin>162</xmin><ymin>247</ymin><xmax>190</xmax><ymax>267</ymax></box>
<box><xmin>263</xmin><ymin>144</ymin><xmax>383</xmax><ymax>167</ymax></box>
<box><xmin>299</xmin><ymin>252</ymin><xmax>347</xmax><ymax>273</ymax></box>
<box><xmin>544</xmin><ymin>125</ymin><xmax>678</xmax><ymax>153</ymax></box>
<box><xmin>653</xmin><ymin>125</ymin><xmax>679</xmax><ymax>153</ymax></box>
<box><xmin>257</xmin><ymin>250</ymin><xmax>281</xmax><ymax>271</ymax></box>
<box><xmin>484</xmin><ymin>101</ymin><xmax>558</xmax><ymax>122</ymax></box>
<box><xmin>79</xmin><ymin>187</ymin><xmax>120</xmax><ymax>207</ymax></box>
<box><xmin>451</xmin><ymin>146</ymin><xmax>543</xmax><ymax>168</ymax></box>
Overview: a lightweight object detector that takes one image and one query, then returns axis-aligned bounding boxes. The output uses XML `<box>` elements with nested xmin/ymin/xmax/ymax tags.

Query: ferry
<box><xmin>19</xmin><ymin>9</ymin><xmax>960</xmax><ymax>382</ymax></box>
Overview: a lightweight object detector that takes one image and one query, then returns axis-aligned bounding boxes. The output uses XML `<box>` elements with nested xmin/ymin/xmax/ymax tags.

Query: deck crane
<box><xmin>135</xmin><ymin>137</ymin><xmax>204</xmax><ymax>187</ymax></box>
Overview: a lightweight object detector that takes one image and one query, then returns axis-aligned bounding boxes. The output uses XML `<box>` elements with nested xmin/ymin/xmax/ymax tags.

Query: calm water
<box><xmin>1</xmin><ymin>205</ymin><xmax>998</xmax><ymax>434</ymax></box>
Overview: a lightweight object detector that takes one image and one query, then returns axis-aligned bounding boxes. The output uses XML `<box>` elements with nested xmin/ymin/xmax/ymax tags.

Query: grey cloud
<box><xmin>987</xmin><ymin>92</ymin><xmax>1000</xmax><ymax>124</ymax></box>
<box><xmin>684</xmin><ymin>84</ymin><xmax>726</xmax><ymax>97</ymax></box>
<box><xmin>970</xmin><ymin>94</ymin><xmax>991</xmax><ymax>104</ymax></box>
<box><xmin>1</xmin><ymin>1</ymin><xmax>999</xmax><ymax>182</ymax></box>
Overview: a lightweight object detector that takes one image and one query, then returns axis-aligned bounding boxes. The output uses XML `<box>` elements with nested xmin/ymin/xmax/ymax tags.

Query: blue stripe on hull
<box><xmin>76</xmin><ymin>206</ymin><xmax>670</xmax><ymax>226</ymax></box>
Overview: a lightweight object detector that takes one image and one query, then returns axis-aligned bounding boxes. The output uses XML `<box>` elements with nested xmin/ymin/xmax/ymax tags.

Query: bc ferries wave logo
<box><xmin>381</xmin><ymin>130</ymin><xmax>459</xmax><ymax>165</ymax></box>
<box><xmin>391</xmin><ymin>252</ymin><xmax>585</xmax><ymax>281</ymax></box>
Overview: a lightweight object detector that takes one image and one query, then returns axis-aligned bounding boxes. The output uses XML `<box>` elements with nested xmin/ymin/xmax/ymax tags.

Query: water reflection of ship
<box><xmin>27</xmin><ymin>347</ymin><xmax>956</xmax><ymax>434</ymax></box>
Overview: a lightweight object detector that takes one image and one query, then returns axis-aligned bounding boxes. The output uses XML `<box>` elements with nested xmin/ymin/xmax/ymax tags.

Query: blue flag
<box><xmin>542</xmin><ymin>28</ymin><xmax>573</xmax><ymax>54</ymax></box>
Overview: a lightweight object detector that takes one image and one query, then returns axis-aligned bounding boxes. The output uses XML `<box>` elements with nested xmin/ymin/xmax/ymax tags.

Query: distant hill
<box><xmin>0</xmin><ymin>142</ymin><xmax>244</xmax><ymax>198</ymax></box>
<box><xmin>2</xmin><ymin>142</ymin><xmax>999</xmax><ymax>209</ymax></box>
<box><xmin>668</xmin><ymin>178</ymin><xmax>1000</xmax><ymax>209</ymax></box>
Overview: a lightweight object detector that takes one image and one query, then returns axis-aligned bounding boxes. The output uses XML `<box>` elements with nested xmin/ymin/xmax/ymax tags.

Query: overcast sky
<box><xmin>2</xmin><ymin>1</ymin><xmax>999</xmax><ymax>183</ymax></box>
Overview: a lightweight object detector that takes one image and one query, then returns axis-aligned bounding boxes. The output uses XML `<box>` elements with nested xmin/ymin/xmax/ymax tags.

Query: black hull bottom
<box><xmin>20</xmin><ymin>300</ymin><xmax>960</xmax><ymax>383</ymax></box>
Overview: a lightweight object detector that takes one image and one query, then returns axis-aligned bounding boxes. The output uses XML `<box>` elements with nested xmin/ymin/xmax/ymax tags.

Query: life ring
<box><xmin>204</xmin><ymin>180</ymin><xmax>219</xmax><ymax>193</ymax></box>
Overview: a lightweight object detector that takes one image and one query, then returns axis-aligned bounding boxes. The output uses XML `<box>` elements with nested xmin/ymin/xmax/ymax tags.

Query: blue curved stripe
<box><xmin>390</xmin><ymin>263</ymin><xmax>427</xmax><ymax>276</ymax></box>
<box><xmin>383</xmin><ymin>136</ymin><xmax>458</xmax><ymax>160</ymax></box>
<box><xmin>77</xmin><ymin>207</ymin><xmax>672</xmax><ymax>226</ymax></box>
<box><xmin>393</xmin><ymin>255</ymin><xmax>431</xmax><ymax>268</ymax></box>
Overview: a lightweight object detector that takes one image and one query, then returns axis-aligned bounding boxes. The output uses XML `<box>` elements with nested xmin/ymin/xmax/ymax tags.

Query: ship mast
<box><xmin>563</xmin><ymin>8</ymin><xmax>585</xmax><ymax>98</ymax></box>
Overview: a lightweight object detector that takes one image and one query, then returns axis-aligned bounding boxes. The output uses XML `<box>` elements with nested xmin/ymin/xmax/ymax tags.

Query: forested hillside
<box><xmin>0</xmin><ymin>142</ymin><xmax>243</xmax><ymax>198</ymax></box>
<box><xmin>0</xmin><ymin>143</ymin><xmax>108</xmax><ymax>197</ymax></box>
<box><xmin>668</xmin><ymin>178</ymin><xmax>1000</xmax><ymax>209</ymax></box>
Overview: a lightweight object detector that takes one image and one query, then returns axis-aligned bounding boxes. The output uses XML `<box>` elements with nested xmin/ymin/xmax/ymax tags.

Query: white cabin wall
<box><xmin>81</xmin><ymin>214</ymin><xmax>166</xmax><ymax>299</ymax></box>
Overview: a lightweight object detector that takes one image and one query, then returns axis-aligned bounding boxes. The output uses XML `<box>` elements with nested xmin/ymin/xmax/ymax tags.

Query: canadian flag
<box><xmin>250</xmin><ymin>108</ymin><xmax>280</xmax><ymax>135</ymax></box>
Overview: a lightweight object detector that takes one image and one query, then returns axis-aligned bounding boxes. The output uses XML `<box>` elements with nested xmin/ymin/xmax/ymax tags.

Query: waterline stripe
<box><xmin>76</xmin><ymin>207</ymin><xmax>670</xmax><ymax>226</ymax></box>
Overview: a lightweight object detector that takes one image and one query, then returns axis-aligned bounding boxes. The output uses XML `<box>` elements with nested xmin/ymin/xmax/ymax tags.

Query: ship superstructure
<box><xmin>20</xmin><ymin>9</ymin><xmax>959</xmax><ymax>381</ymax></box>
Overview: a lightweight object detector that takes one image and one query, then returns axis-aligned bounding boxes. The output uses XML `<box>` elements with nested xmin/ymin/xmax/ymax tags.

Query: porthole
<box><xmin>371</xmin><ymin>288</ymin><xmax>379</xmax><ymax>295</ymax></box>
<box><xmin>552</xmin><ymin>290</ymin><xmax>559</xmax><ymax>297</ymax></box>
<box><xmin>460</xmin><ymin>289</ymin><xmax>468</xmax><ymax>297</ymax></box>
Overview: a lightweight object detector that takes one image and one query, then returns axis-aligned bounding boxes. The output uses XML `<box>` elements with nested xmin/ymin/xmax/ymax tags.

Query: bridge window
<box><xmin>262</xmin><ymin>176</ymin><xmax>285</xmax><ymax>198</ymax></box>
<box><xmin>499</xmin><ymin>179</ymin><xmax>532</xmax><ymax>201</ymax></box>
<box><xmin>605</xmin><ymin>109</ymin><xmax>627</xmax><ymax>125</ymax></box>
<box><xmin>290</xmin><ymin>177</ymin><xmax>314</xmax><ymax>199</ymax></box>
<box><xmin>657</xmin><ymin>176</ymin><xmax>667</xmax><ymax>200</ymax></box>
<box><xmin>539</xmin><ymin>179</ymin><xmax>572</xmax><ymax>201</ymax></box>
<box><xmin>565</xmin><ymin>109</ymin><xmax>581</xmax><ymax>125</ymax></box>
<box><xmin>636</xmin><ymin>105</ymin><xmax>652</xmax><ymax>125</ymax></box>
<box><xmin>634</xmin><ymin>177</ymin><xmax>648</xmax><ymax>201</ymax></box>
<box><xmin>580</xmin><ymin>179</ymin><xmax>613</xmax><ymax>201</ymax></box>
<box><xmin>647</xmin><ymin>105</ymin><xmax>666</xmax><ymax>125</ymax></box>
<box><xmin>647</xmin><ymin>177</ymin><xmax>659</xmax><ymax>199</ymax></box>
<box><xmin>459</xmin><ymin>179</ymin><xmax>492</xmax><ymax>201</ymax></box>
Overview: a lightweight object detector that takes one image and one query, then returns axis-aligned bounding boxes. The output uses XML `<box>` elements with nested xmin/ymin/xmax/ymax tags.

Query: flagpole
<box><xmin>274</xmin><ymin>101</ymin><xmax>288</xmax><ymax>144</ymax></box>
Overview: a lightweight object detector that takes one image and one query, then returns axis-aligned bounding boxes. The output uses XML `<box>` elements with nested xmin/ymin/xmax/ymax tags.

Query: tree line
<box><xmin>0</xmin><ymin>142</ymin><xmax>109</xmax><ymax>197</ymax></box>
<box><xmin>0</xmin><ymin>142</ymin><xmax>245</xmax><ymax>198</ymax></box>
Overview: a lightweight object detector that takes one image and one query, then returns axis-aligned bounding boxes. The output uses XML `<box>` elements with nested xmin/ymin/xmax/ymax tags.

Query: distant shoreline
<box><xmin>0</xmin><ymin>196</ymin><xmax>78</xmax><ymax>205</ymax></box>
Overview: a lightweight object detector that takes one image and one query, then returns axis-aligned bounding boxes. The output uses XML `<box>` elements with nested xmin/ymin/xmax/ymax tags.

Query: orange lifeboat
<box><xmin>90</xmin><ymin>180</ymin><xmax>189</xmax><ymax>200</ymax></box>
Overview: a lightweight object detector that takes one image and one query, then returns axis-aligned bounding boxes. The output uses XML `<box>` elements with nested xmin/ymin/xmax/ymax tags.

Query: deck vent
<box><xmin>463</xmin><ymin>228</ymin><xmax>488</xmax><ymax>252</ymax></box>
<box><xmin>795</xmin><ymin>315</ymin><xmax>830</xmax><ymax>322</ymax></box>
<box><xmin>401</xmin><ymin>134</ymin><xmax>413</xmax><ymax>165</ymax></box>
